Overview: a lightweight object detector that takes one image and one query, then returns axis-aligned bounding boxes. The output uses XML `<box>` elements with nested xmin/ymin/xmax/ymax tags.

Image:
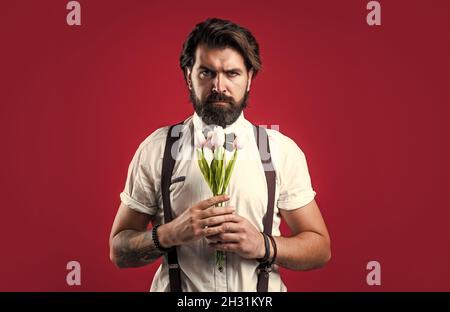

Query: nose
<box><xmin>212</xmin><ymin>73</ymin><xmax>227</xmax><ymax>93</ymax></box>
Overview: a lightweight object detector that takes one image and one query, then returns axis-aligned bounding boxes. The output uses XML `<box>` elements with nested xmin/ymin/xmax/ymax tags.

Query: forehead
<box><xmin>194</xmin><ymin>44</ymin><xmax>246</xmax><ymax>69</ymax></box>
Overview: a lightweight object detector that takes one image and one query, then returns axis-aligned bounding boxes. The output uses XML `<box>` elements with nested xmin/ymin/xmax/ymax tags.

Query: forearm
<box><xmin>111</xmin><ymin>229</ymin><xmax>163</xmax><ymax>268</ymax></box>
<box><xmin>271</xmin><ymin>232</ymin><xmax>331</xmax><ymax>271</ymax></box>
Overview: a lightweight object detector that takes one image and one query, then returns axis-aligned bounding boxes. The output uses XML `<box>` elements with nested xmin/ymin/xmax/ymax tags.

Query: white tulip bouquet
<box><xmin>195</xmin><ymin>126</ymin><xmax>244</xmax><ymax>271</ymax></box>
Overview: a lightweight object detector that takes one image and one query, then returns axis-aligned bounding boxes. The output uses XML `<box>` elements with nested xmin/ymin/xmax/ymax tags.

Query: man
<box><xmin>109</xmin><ymin>18</ymin><xmax>331</xmax><ymax>292</ymax></box>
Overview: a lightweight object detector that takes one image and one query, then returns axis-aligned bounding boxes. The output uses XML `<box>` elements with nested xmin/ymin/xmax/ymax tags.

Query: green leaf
<box><xmin>218</xmin><ymin>151</ymin><xmax>227</xmax><ymax>194</ymax></box>
<box><xmin>210</xmin><ymin>158</ymin><xmax>217</xmax><ymax>195</ymax></box>
<box><xmin>197</xmin><ymin>158</ymin><xmax>205</xmax><ymax>177</ymax></box>
<box><xmin>223</xmin><ymin>149</ymin><xmax>238</xmax><ymax>192</ymax></box>
<box><xmin>216</xmin><ymin>158</ymin><xmax>223</xmax><ymax>193</ymax></box>
<box><xmin>196</xmin><ymin>150</ymin><xmax>207</xmax><ymax>176</ymax></box>
<box><xmin>197</xmin><ymin>149</ymin><xmax>211</xmax><ymax>188</ymax></box>
<box><xmin>217</xmin><ymin>160</ymin><xmax>223</xmax><ymax>194</ymax></box>
<box><xmin>201</xmin><ymin>149</ymin><xmax>211</xmax><ymax>188</ymax></box>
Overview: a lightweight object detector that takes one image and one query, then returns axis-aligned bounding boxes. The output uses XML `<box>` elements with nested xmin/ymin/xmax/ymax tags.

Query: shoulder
<box><xmin>265</xmin><ymin>128</ymin><xmax>306</xmax><ymax>159</ymax></box>
<box><xmin>133</xmin><ymin>126</ymin><xmax>170</xmax><ymax>161</ymax></box>
<box><xmin>138</xmin><ymin>126</ymin><xmax>170</xmax><ymax>152</ymax></box>
<box><xmin>135</xmin><ymin>116</ymin><xmax>193</xmax><ymax>159</ymax></box>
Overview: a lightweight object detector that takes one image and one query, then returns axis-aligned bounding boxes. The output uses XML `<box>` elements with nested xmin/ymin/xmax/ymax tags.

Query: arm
<box><xmin>109</xmin><ymin>195</ymin><xmax>235</xmax><ymax>268</ymax></box>
<box><xmin>273</xmin><ymin>199</ymin><xmax>331</xmax><ymax>271</ymax></box>
<box><xmin>109</xmin><ymin>203</ymin><xmax>161</xmax><ymax>268</ymax></box>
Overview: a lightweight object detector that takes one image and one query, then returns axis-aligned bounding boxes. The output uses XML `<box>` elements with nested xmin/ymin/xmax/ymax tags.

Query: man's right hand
<box><xmin>158</xmin><ymin>195</ymin><xmax>235</xmax><ymax>248</ymax></box>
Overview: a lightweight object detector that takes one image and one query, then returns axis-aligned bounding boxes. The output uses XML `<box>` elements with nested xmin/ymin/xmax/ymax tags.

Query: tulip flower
<box><xmin>233</xmin><ymin>135</ymin><xmax>245</xmax><ymax>150</ymax></box>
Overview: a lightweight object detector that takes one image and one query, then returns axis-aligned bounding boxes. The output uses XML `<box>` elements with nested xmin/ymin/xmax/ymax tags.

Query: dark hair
<box><xmin>180</xmin><ymin>18</ymin><xmax>261</xmax><ymax>78</ymax></box>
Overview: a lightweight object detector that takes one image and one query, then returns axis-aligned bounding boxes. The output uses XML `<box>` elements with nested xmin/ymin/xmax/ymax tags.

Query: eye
<box><xmin>227</xmin><ymin>71</ymin><xmax>239</xmax><ymax>77</ymax></box>
<box><xmin>200</xmin><ymin>70</ymin><xmax>213</xmax><ymax>78</ymax></box>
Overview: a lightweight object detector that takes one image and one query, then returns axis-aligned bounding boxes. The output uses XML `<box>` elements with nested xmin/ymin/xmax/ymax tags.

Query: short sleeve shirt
<box><xmin>119</xmin><ymin>112</ymin><xmax>316</xmax><ymax>291</ymax></box>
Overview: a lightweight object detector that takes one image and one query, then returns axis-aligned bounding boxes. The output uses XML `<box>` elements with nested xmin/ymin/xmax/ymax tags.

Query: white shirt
<box><xmin>119</xmin><ymin>112</ymin><xmax>316</xmax><ymax>292</ymax></box>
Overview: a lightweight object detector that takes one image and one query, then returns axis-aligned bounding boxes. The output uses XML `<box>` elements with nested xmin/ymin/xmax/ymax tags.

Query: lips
<box><xmin>211</xmin><ymin>101</ymin><xmax>229</xmax><ymax>106</ymax></box>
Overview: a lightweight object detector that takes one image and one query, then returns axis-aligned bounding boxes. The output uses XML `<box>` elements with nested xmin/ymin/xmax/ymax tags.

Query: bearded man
<box><xmin>109</xmin><ymin>18</ymin><xmax>331</xmax><ymax>292</ymax></box>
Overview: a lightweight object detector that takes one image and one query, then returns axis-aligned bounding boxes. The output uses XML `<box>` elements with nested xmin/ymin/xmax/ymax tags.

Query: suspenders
<box><xmin>160</xmin><ymin>122</ymin><xmax>276</xmax><ymax>292</ymax></box>
<box><xmin>254</xmin><ymin>125</ymin><xmax>276</xmax><ymax>293</ymax></box>
<box><xmin>161</xmin><ymin>123</ymin><xmax>184</xmax><ymax>292</ymax></box>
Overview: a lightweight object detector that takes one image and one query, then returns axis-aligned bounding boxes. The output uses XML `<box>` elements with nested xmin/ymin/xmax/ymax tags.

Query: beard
<box><xmin>190</xmin><ymin>88</ymin><xmax>249</xmax><ymax>128</ymax></box>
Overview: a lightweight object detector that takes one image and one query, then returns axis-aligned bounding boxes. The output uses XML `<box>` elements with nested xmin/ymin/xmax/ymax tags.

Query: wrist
<box><xmin>267</xmin><ymin>234</ymin><xmax>278</xmax><ymax>266</ymax></box>
<box><xmin>257</xmin><ymin>232</ymin><xmax>266</xmax><ymax>259</ymax></box>
<box><xmin>269</xmin><ymin>237</ymin><xmax>274</xmax><ymax>259</ymax></box>
<box><xmin>256</xmin><ymin>232</ymin><xmax>270</xmax><ymax>263</ymax></box>
<box><xmin>156</xmin><ymin>223</ymin><xmax>174</xmax><ymax>249</ymax></box>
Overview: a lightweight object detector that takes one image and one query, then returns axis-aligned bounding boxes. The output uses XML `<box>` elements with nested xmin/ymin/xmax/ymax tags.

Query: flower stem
<box><xmin>215</xmin><ymin>196</ymin><xmax>226</xmax><ymax>271</ymax></box>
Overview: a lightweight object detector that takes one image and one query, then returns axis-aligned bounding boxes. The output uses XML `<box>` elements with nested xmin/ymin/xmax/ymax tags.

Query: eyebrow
<box><xmin>198</xmin><ymin>65</ymin><xmax>244</xmax><ymax>74</ymax></box>
<box><xmin>198</xmin><ymin>65</ymin><xmax>215</xmax><ymax>72</ymax></box>
<box><xmin>225</xmin><ymin>68</ymin><xmax>244</xmax><ymax>74</ymax></box>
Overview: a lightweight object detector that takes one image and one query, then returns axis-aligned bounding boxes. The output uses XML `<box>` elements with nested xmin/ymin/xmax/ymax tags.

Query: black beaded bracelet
<box><xmin>257</xmin><ymin>232</ymin><xmax>270</xmax><ymax>263</ymax></box>
<box><xmin>267</xmin><ymin>234</ymin><xmax>277</xmax><ymax>266</ymax></box>
<box><xmin>152</xmin><ymin>224</ymin><xmax>171</xmax><ymax>253</ymax></box>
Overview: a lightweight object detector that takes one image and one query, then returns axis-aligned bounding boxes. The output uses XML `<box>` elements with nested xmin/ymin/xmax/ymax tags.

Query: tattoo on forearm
<box><xmin>113</xmin><ymin>229</ymin><xmax>162</xmax><ymax>268</ymax></box>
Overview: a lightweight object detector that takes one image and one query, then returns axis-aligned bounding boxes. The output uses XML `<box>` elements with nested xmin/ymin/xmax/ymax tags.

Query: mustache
<box><xmin>205</xmin><ymin>92</ymin><xmax>236</xmax><ymax>105</ymax></box>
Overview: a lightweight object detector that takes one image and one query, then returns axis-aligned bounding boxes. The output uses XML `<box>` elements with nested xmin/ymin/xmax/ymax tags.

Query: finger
<box><xmin>200</xmin><ymin>214</ymin><xmax>240</xmax><ymax>227</ymax></box>
<box><xmin>209</xmin><ymin>242</ymin><xmax>239</xmax><ymax>252</ymax></box>
<box><xmin>199</xmin><ymin>205</ymin><xmax>235</xmax><ymax>219</ymax></box>
<box><xmin>220</xmin><ymin>222</ymin><xmax>241</xmax><ymax>233</ymax></box>
<box><xmin>202</xmin><ymin>225</ymin><xmax>224</xmax><ymax>237</ymax></box>
<box><xmin>206</xmin><ymin>233</ymin><xmax>221</xmax><ymax>240</ymax></box>
<box><xmin>202</xmin><ymin>221</ymin><xmax>240</xmax><ymax>237</ymax></box>
<box><xmin>197</xmin><ymin>195</ymin><xmax>230</xmax><ymax>210</ymax></box>
<box><xmin>208</xmin><ymin>233</ymin><xmax>241</xmax><ymax>243</ymax></box>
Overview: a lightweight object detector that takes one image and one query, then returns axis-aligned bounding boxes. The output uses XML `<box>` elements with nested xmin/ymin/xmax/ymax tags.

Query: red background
<box><xmin>1</xmin><ymin>0</ymin><xmax>449</xmax><ymax>291</ymax></box>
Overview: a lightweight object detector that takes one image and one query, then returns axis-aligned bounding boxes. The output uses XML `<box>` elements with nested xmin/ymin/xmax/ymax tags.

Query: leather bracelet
<box><xmin>152</xmin><ymin>224</ymin><xmax>171</xmax><ymax>252</ymax></box>
<box><xmin>267</xmin><ymin>234</ymin><xmax>277</xmax><ymax>266</ymax></box>
<box><xmin>257</xmin><ymin>232</ymin><xmax>270</xmax><ymax>263</ymax></box>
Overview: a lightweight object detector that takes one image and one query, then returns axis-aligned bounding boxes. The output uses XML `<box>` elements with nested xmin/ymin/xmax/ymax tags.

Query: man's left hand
<box><xmin>207</xmin><ymin>214</ymin><xmax>266</xmax><ymax>260</ymax></box>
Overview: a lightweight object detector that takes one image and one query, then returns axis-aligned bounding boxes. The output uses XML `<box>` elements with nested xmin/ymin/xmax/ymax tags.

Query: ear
<box><xmin>185</xmin><ymin>67</ymin><xmax>192</xmax><ymax>90</ymax></box>
<box><xmin>246</xmin><ymin>69</ymin><xmax>254</xmax><ymax>92</ymax></box>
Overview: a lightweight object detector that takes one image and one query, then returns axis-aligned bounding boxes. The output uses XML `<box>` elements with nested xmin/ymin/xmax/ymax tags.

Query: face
<box><xmin>186</xmin><ymin>44</ymin><xmax>253</xmax><ymax>128</ymax></box>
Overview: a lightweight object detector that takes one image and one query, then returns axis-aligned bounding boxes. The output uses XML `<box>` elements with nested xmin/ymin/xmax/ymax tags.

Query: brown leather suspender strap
<box><xmin>161</xmin><ymin>122</ymin><xmax>184</xmax><ymax>292</ymax></box>
<box><xmin>161</xmin><ymin>122</ymin><xmax>275</xmax><ymax>292</ymax></box>
<box><xmin>254</xmin><ymin>125</ymin><xmax>276</xmax><ymax>293</ymax></box>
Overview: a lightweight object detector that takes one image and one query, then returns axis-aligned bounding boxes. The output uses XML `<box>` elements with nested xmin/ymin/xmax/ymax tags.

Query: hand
<box><xmin>158</xmin><ymin>195</ymin><xmax>235</xmax><ymax>248</ymax></box>
<box><xmin>207</xmin><ymin>214</ymin><xmax>266</xmax><ymax>260</ymax></box>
